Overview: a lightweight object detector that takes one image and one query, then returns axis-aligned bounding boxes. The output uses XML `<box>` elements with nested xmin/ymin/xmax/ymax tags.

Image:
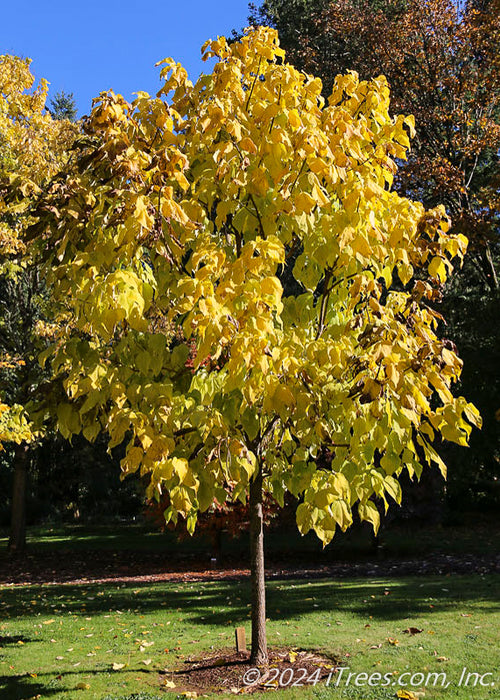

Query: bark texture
<box><xmin>9</xmin><ymin>442</ymin><xmax>29</xmax><ymax>554</ymax></box>
<box><xmin>249</xmin><ymin>461</ymin><xmax>268</xmax><ymax>665</ymax></box>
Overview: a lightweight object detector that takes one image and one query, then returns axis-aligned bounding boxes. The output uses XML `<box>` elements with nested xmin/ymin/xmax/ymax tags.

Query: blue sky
<box><xmin>0</xmin><ymin>0</ymin><xmax>253</xmax><ymax>117</ymax></box>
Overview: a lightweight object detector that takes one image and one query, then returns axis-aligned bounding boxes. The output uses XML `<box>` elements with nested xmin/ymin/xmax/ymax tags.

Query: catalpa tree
<box><xmin>34</xmin><ymin>27</ymin><xmax>480</xmax><ymax>664</ymax></box>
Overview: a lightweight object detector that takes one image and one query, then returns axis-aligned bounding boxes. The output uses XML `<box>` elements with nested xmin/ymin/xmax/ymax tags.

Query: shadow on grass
<box><xmin>0</xmin><ymin>668</ymin><xmax>160</xmax><ymax>700</ymax></box>
<box><xmin>0</xmin><ymin>674</ymin><xmax>67</xmax><ymax>700</ymax></box>
<box><xmin>0</xmin><ymin>634</ymin><xmax>42</xmax><ymax>645</ymax></box>
<box><xmin>2</xmin><ymin>575</ymin><xmax>499</xmax><ymax>625</ymax></box>
<box><xmin>2</xmin><ymin>518</ymin><xmax>499</xmax><ymax>561</ymax></box>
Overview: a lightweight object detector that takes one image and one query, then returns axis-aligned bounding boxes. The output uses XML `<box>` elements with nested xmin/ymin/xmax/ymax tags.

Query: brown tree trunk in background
<box><xmin>481</xmin><ymin>244</ymin><xmax>499</xmax><ymax>292</ymax></box>
<box><xmin>8</xmin><ymin>443</ymin><xmax>29</xmax><ymax>554</ymax></box>
<box><xmin>249</xmin><ymin>460</ymin><xmax>268</xmax><ymax>665</ymax></box>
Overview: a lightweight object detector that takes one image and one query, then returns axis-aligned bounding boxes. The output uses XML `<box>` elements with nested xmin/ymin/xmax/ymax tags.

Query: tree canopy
<box><xmin>35</xmin><ymin>21</ymin><xmax>482</xmax><ymax>545</ymax></box>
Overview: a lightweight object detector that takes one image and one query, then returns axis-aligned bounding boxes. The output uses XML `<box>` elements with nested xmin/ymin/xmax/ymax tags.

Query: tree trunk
<box><xmin>8</xmin><ymin>442</ymin><xmax>29</xmax><ymax>554</ymax></box>
<box><xmin>249</xmin><ymin>461</ymin><xmax>268</xmax><ymax>665</ymax></box>
<box><xmin>481</xmin><ymin>244</ymin><xmax>499</xmax><ymax>292</ymax></box>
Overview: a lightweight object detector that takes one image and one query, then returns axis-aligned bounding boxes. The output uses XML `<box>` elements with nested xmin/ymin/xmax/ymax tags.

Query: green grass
<box><xmin>1</xmin><ymin>574</ymin><xmax>499</xmax><ymax>699</ymax></box>
<box><xmin>1</xmin><ymin>514</ymin><xmax>499</xmax><ymax>561</ymax></box>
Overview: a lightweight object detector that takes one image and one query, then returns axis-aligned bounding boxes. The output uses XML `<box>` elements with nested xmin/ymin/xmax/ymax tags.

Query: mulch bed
<box><xmin>1</xmin><ymin>549</ymin><xmax>499</xmax><ymax>587</ymax></box>
<box><xmin>160</xmin><ymin>648</ymin><xmax>338</xmax><ymax>694</ymax></box>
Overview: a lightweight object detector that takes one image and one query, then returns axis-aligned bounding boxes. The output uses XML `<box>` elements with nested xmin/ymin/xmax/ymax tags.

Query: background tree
<box><xmin>49</xmin><ymin>90</ymin><xmax>78</xmax><ymax>122</ymax></box>
<box><xmin>35</xmin><ymin>28</ymin><xmax>479</xmax><ymax>664</ymax></box>
<box><xmin>0</xmin><ymin>55</ymin><xmax>77</xmax><ymax>551</ymax></box>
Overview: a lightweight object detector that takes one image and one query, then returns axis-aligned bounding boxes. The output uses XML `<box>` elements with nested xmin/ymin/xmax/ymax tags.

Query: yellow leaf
<box><xmin>294</xmin><ymin>191</ymin><xmax>316</xmax><ymax>214</ymax></box>
<box><xmin>363</xmin><ymin>378</ymin><xmax>382</xmax><ymax>401</ymax></box>
<box><xmin>385</xmin><ymin>363</ymin><xmax>400</xmax><ymax>388</ymax></box>
<box><xmin>428</xmin><ymin>256</ymin><xmax>447</xmax><ymax>283</ymax></box>
<box><xmin>464</xmin><ymin>402</ymin><xmax>482</xmax><ymax>429</ymax></box>
<box><xmin>397</xmin><ymin>691</ymin><xmax>418</xmax><ymax>700</ymax></box>
<box><xmin>261</xmin><ymin>276</ymin><xmax>282</xmax><ymax>300</ymax></box>
<box><xmin>352</xmin><ymin>235</ymin><xmax>372</xmax><ymax>259</ymax></box>
<box><xmin>250</xmin><ymin>168</ymin><xmax>269</xmax><ymax>196</ymax></box>
<box><xmin>398</xmin><ymin>262</ymin><xmax>414</xmax><ymax>286</ymax></box>
<box><xmin>272</xmin><ymin>384</ymin><xmax>296</xmax><ymax>417</ymax></box>
<box><xmin>239</xmin><ymin>137</ymin><xmax>257</xmax><ymax>154</ymax></box>
<box><xmin>404</xmin><ymin>114</ymin><xmax>416</xmax><ymax>138</ymax></box>
<box><xmin>134</xmin><ymin>196</ymin><xmax>154</xmax><ymax>230</ymax></box>
<box><xmin>288</xmin><ymin>109</ymin><xmax>301</xmax><ymax>129</ymax></box>
<box><xmin>311</xmin><ymin>182</ymin><xmax>330</xmax><ymax>207</ymax></box>
<box><xmin>172</xmin><ymin>457</ymin><xmax>189</xmax><ymax>483</ymax></box>
<box><xmin>358</xmin><ymin>501</ymin><xmax>380</xmax><ymax>534</ymax></box>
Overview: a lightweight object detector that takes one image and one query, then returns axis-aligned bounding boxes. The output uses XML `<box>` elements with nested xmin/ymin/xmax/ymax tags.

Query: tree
<box><xmin>249</xmin><ymin>0</ymin><xmax>500</xmax><ymax>290</ymax></box>
<box><xmin>0</xmin><ymin>55</ymin><xmax>77</xmax><ymax>551</ymax></box>
<box><xmin>49</xmin><ymin>90</ymin><xmax>78</xmax><ymax>122</ymax></box>
<box><xmin>35</xmin><ymin>28</ymin><xmax>479</xmax><ymax>664</ymax></box>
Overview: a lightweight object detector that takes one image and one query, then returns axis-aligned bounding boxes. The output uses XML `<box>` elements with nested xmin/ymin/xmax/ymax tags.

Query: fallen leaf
<box><xmin>387</xmin><ymin>638</ymin><xmax>399</xmax><ymax>646</ymax></box>
<box><xmin>403</xmin><ymin>628</ymin><xmax>423</xmax><ymax>636</ymax></box>
<box><xmin>397</xmin><ymin>691</ymin><xmax>418</xmax><ymax>700</ymax></box>
<box><xmin>141</xmin><ymin>659</ymin><xmax>152</xmax><ymax>665</ymax></box>
<box><xmin>436</xmin><ymin>656</ymin><xmax>449</xmax><ymax>662</ymax></box>
<box><xmin>289</xmin><ymin>651</ymin><xmax>297</xmax><ymax>663</ymax></box>
<box><xmin>75</xmin><ymin>682</ymin><xmax>90</xmax><ymax>690</ymax></box>
<box><xmin>164</xmin><ymin>680</ymin><xmax>176</xmax><ymax>688</ymax></box>
<box><xmin>112</xmin><ymin>662</ymin><xmax>125</xmax><ymax>670</ymax></box>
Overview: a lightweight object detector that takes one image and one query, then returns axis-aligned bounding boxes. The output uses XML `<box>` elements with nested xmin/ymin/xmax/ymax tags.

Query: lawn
<box><xmin>1</xmin><ymin>572</ymin><xmax>499</xmax><ymax>699</ymax></box>
<box><xmin>2</xmin><ymin>512</ymin><xmax>499</xmax><ymax>562</ymax></box>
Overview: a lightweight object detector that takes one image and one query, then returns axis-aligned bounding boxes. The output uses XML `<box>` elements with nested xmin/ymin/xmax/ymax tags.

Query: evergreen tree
<box><xmin>49</xmin><ymin>90</ymin><xmax>77</xmax><ymax>122</ymax></box>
